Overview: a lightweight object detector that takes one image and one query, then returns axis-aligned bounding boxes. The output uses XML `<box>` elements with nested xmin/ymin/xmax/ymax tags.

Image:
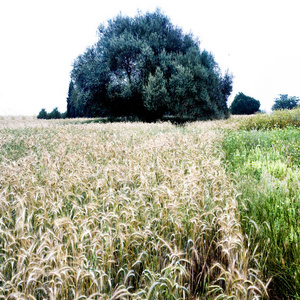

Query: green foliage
<box><xmin>69</xmin><ymin>9</ymin><xmax>232</xmax><ymax>121</ymax></box>
<box><xmin>48</xmin><ymin>107</ymin><xmax>61</xmax><ymax>119</ymax></box>
<box><xmin>0</xmin><ymin>134</ymin><xmax>27</xmax><ymax>162</ymax></box>
<box><xmin>37</xmin><ymin>108</ymin><xmax>48</xmax><ymax>119</ymax></box>
<box><xmin>237</xmin><ymin>107</ymin><xmax>300</xmax><ymax>130</ymax></box>
<box><xmin>223</xmin><ymin>128</ymin><xmax>300</xmax><ymax>298</ymax></box>
<box><xmin>37</xmin><ymin>107</ymin><xmax>66</xmax><ymax>119</ymax></box>
<box><xmin>272</xmin><ymin>94</ymin><xmax>299</xmax><ymax>111</ymax></box>
<box><xmin>67</xmin><ymin>80</ymin><xmax>80</xmax><ymax>118</ymax></box>
<box><xmin>143</xmin><ymin>67</ymin><xmax>169</xmax><ymax>120</ymax></box>
<box><xmin>230</xmin><ymin>92</ymin><xmax>260</xmax><ymax>115</ymax></box>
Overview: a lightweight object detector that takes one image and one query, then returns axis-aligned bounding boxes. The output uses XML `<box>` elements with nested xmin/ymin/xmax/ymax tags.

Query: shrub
<box><xmin>37</xmin><ymin>108</ymin><xmax>48</xmax><ymax>119</ymax></box>
<box><xmin>37</xmin><ymin>108</ymin><xmax>67</xmax><ymax>119</ymax></box>
<box><xmin>230</xmin><ymin>92</ymin><xmax>260</xmax><ymax>115</ymax></box>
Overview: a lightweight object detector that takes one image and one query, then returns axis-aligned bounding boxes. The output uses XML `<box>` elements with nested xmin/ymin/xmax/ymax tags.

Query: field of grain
<box><xmin>0</xmin><ymin>117</ymin><xmax>268</xmax><ymax>299</ymax></box>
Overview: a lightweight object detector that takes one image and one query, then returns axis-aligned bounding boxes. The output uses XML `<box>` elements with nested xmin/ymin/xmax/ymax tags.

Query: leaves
<box><xmin>272</xmin><ymin>94</ymin><xmax>299</xmax><ymax>111</ymax></box>
<box><xmin>69</xmin><ymin>10</ymin><xmax>232</xmax><ymax>121</ymax></box>
<box><xmin>230</xmin><ymin>92</ymin><xmax>260</xmax><ymax>115</ymax></box>
<box><xmin>143</xmin><ymin>67</ymin><xmax>169</xmax><ymax>118</ymax></box>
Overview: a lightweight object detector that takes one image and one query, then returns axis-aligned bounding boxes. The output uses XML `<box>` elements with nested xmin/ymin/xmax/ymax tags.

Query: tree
<box><xmin>230</xmin><ymin>92</ymin><xmax>260</xmax><ymax>115</ymax></box>
<box><xmin>37</xmin><ymin>107</ymin><xmax>66</xmax><ymax>119</ymax></box>
<box><xmin>272</xmin><ymin>94</ymin><xmax>299</xmax><ymax>110</ymax></box>
<box><xmin>67</xmin><ymin>81</ymin><xmax>77</xmax><ymax>118</ymax></box>
<box><xmin>37</xmin><ymin>108</ymin><xmax>48</xmax><ymax>119</ymax></box>
<box><xmin>69</xmin><ymin>9</ymin><xmax>232</xmax><ymax>121</ymax></box>
<box><xmin>48</xmin><ymin>107</ymin><xmax>61</xmax><ymax>119</ymax></box>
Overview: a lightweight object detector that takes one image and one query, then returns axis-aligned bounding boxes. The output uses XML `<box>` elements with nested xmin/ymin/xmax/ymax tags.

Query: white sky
<box><xmin>1</xmin><ymin>0</ymin><xmax>299</xmax><ymax>115</ymax></box>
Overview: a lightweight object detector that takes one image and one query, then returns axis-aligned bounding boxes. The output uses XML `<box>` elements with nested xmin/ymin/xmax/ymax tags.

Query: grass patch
<box><xmin>0</xmin><ymin>135</ymin><xmax>27</xmax><ymax>162</ymax></box>
<box><xmin>223</xmin><ymin>128</ymin><xmax>300</xmax><ymax>298</ymax></box>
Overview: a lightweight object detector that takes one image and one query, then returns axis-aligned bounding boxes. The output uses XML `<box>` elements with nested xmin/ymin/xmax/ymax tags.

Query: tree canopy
<box><xmin>37</xmin><ymin>108</ymin><xmax>49</xmax><ymax>119</ymax></box>
<box><xmin>37</xmin><ymin>107</ymin><xmax>66</xmax><ymax>119</ymax></box>
<box><xmin>230</xmin><ymin>92</ymin><xmax>260</xmax><ymax>115</ymax></box>
<box><xmin>68</xmin><ymin>10</ymin><xmax>232</xmax><ymax>121</ymax></box>
<box><xmin>272</xmin><ymin>94</ymin><xmax>299</xmax><ymax>111</ymax></box>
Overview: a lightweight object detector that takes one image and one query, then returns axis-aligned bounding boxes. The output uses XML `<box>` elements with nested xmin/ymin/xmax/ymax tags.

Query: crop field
<box><xmin>1</xmin><ymin>111</ymin><xmax>300</xmax><ymax>299</ymax></box>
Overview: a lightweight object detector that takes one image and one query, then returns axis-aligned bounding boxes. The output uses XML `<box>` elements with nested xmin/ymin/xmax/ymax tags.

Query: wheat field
<box><xmin>0</xmin><ymin>117</ymin><xmax>267</xmax><ymax>299</ymax></box>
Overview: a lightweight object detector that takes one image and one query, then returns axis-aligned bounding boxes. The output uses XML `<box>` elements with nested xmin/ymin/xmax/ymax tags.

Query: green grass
<box><xmin>223</xmin><ymin>127</ymin><xmax>300</xmax><ymax>298</ymax></box>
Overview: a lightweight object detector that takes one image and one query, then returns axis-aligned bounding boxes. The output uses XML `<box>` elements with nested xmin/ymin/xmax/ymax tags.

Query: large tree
<box><xmin>69</xmin><ymin>10</ymin><xmax>232</xmax><ymax>121</ymax></box>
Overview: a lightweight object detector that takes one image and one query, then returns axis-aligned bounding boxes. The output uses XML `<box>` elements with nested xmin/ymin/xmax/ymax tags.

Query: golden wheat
<box><xmin>0</xmin><ymin>117</ymin><xmax>267</xmax><ymax>299</ymax></box>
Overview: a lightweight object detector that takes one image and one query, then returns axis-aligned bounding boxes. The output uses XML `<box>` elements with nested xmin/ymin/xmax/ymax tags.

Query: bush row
<box><xmin>37</xmin><ymin>108</ymin><xmax>67</xmax><ymax>119</ymax></box>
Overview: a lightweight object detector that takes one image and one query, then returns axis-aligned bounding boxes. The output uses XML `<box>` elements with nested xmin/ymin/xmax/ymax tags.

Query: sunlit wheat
<box><xmin>0</xmin><ymin>117</ymin><xmax>267</xmax><ymax>299</ymax></box>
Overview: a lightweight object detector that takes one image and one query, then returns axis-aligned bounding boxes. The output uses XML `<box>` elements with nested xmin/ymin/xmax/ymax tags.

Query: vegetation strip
<box><xmin>223</xmin><ymin>109</ymin><xmax>300</xmax><ymax>299</ymax></box>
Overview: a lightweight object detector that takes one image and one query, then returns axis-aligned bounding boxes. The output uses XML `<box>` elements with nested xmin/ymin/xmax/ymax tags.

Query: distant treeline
<box><xmin>37</xmin><ymin>108</ymin><xmax>66</xmax><ymax>119</ymax></box>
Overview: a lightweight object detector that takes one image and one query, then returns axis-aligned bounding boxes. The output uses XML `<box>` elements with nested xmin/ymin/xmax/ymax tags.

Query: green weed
<box><xmin>223</xmin><ymin>128</ymin><xmax>300</xmax><ymax>298</ymax></box>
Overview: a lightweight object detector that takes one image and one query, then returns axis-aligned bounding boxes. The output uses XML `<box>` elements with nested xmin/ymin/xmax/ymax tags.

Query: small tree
<box><xmin>272</xmin><ymin>94</ymin><xmax>299</xmax><ymax>110</ymax></box>
<box><xmin>37</xmin><ymin>108</ymin><xmax>48</xmax><ymax>119</ymax></box>
<box><xmin>67</xmin><ymin>80</ymin><xmax>79</xmax><ymax>118</ymax></box>
<box><xmin>230</xmin><ymin>92</ymin><xmax>260</xmax><ymax>115</ymax></box>
<box><xmin>48</xmin><ymin>107</ymin><xmax>61</xmax><ymax>119</ymax></box>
